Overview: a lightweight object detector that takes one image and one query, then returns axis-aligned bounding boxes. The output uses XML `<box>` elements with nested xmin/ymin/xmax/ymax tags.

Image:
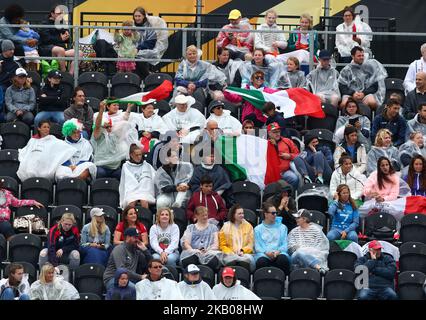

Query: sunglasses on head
<box><xmin>254</xmin><ymin>76</ymin><xmax>264</xmax><ymax>80</ymax></box>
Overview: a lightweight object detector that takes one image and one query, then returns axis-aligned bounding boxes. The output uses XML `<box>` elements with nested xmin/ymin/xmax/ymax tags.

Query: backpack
<box><xmin>13</xmin><ymin>214</ymin><xmax>48</xmax><ymax>235</ymax></box>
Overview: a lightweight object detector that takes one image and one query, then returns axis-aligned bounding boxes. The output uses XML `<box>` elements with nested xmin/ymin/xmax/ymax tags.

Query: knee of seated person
<box><xmin>39</xmin><ymin>249</ymin><xmax>48</xmax><ymax>257</ymax></box>
<box><xmin>71</xmin><ymin>250</ymin><xmax>80</xmax><ymax>260</ymax></box>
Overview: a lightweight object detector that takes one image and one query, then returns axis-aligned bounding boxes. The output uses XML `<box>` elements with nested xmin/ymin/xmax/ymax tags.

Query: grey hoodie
<box><xmin>5</xmin><ymin>85</ymin><xmax>35</xmax><ymax>112</ymax></box>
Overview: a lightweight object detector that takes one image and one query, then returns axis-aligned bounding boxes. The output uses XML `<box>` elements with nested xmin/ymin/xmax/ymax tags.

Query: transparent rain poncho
<box><xmin>136</xmin><ymin>16</ymin><xmax>169</xmax><ymax>66</ymax></box>
<box><xmin>240</xmin><ymin>55</ymin><xmax>284</xmax><ymax>88</ymax></box>
<box><xmin>306</xmin><ymin>65</ymin><xmax>341</xmax><ymax>99</ymax></box>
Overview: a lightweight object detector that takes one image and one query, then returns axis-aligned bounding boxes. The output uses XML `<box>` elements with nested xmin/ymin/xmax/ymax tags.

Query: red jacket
<box><xmin>276</xmin><ymin>137</ymin><xmax>300</xmax><ymax>172</ymax></box>
<box><xmin>186</xmin><ymin>191</ymin><xmax>227</xmax><ymax>223</ymax></box>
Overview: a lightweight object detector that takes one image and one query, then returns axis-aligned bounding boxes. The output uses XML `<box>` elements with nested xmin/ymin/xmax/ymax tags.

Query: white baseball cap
<box><xmin>15</xmin><ymin>68</ymin><xmax>28</xmax><ymax>77</ymax></box>
<box><xmin>90</xmin><ymin>207</ymin><xmax>105</xmax><ymax>218</ymax></box>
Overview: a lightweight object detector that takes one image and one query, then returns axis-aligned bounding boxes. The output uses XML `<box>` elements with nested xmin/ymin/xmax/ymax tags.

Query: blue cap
<box><xmin>124</xmin><ymin>228</ymin><xmax>138</xmax><ymax>237</ymax></box>
<box><xmin>318</xmin><ymin>50</ymin><xmax>331</xmax><ymax>60</ymax></box>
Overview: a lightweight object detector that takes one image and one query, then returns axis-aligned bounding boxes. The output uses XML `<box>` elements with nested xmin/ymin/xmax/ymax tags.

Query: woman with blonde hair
<box><xmin>29</xmin><ymin>263</ymin><xmax>79</xmax><ymax>300</ymax></box>
<box><xmin>39</xmin><ymin>213</ymin><xmax>80</xmax><ymax>270</ymax></box>
<box><xmin>4</xmin><ymin>68</ymin><xmax>36</xmax><ymax>125</ymax></box>
<box><xmin>366</xmin><ymin>128</ymin><xmax>400</xmax><ymax>174</ymax></box>
<box><xmin>149</xmin><ymin>207</ymin><xmax>180</xmax><ymax>266</ymax></box>
<box><xmin>80</xmin><ymin>207</ymin><xmax>111</xmax><ymax>266</ymax></box>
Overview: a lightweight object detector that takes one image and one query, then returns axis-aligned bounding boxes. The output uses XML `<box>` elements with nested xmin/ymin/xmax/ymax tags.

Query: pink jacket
<box><xmin>0</xmin><ymin>189</ymin><xmax>37</xmax><ymax>221</ymax></box>
<box><xmin>216</xmin><ymin>23</ymin><xmax>253</xmax><ymax>52</ymax></box>
<box><xmin>363</xmin><ymin>171</ymin><xmax>400</xmax><ymax>201</ymax></box>
<box><xmin>224</xmin><ymin>86</ymin><xmax>278</xmax><ymax>124</ymax></box>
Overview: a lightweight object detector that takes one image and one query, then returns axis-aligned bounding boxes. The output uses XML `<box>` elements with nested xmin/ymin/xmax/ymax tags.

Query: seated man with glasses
<box><xmin>135</xmin><ymin>259</ymin><xmax>183</xmax><ymax>300</ymax></box>
<box><xmin>254</xmin><ymin>202</ymin><xmax>291</xmax><ymax>275</ymax></box>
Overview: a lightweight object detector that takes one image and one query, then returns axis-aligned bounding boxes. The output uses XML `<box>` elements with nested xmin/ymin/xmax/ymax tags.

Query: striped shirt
<box><xmin>287</xmin><ymin>224</ymin><xmax>325</xmax><ymax>255</ymax></box>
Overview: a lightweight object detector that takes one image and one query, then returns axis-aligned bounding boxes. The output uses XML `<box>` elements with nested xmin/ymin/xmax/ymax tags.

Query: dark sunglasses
<box><xmin>151</xmin><ymin>265</ymin><xmax>163</xmax><ymax>269</ymax></box>
<box><xmin>214</xmin><ymin>106</ymin><xmax>224</xmax><ymax>109</ymax></box>
<box><xmin>268</xmin><ymin>211</ymin><xmax>278</xmax><ymax>215</ymax></box>
<box><xmin>254</xmin><ymin>76</ymin><xmax>264</xmax><ymax>80</ymax></box>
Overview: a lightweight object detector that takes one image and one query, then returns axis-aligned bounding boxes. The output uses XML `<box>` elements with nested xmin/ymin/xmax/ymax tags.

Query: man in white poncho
<box><xmin>178</xmin><ymin>264</ymin><xmax>216</xmax><ymax>300</ymax></box>
<box><xmin>17</xmin><ymin>129</ymin><xmax>76</xmax><ymax>182</ymax></box>
<box><xmin>135</xmin><ymin>259</ymin><xmax>183</xmax><ymax>300</ymax></box>
<box><xmin>55</xmin><ymin>118</ymin><xmax>97</xmax><ymax>181</ymax></box>
<box><xmin>206</xmin><ymin>100</ymin><xmax>241</xmax><ymax>136</ymax></box>
<box><xmin>213</xmin><ymin>267</ymin><xmax>260</xmax><ymax>300</ymax></box>
<box><xmin>29</xmin><ymin>263</ymin><xmax>79</xmax><ymax>300</ymax></box>
<box><xmin>162</xmin><ymin>94</ymin><xmax>206</xmax><ymax>145</ymax></box>
<box><xmin>119</xmin><ymin>143</ymin><xmax>156</xmax><ymax>209</ymax></box>
<box><xmin>288</xmin><ymin>209</ymin><xmax>329</xmax><ymax>274</ymax></box>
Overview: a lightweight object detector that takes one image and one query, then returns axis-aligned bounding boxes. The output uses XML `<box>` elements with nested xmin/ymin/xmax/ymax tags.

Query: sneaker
<box><xmin>315</xmin><ymin>176</ymin><xmax>324</xmax><ymax>184</ymax></box>
<box><xmin>318</xmin><ymin>267</ymin><xmax>328</xmax><ymax>276</ymax></box>
<box><xmin>303</xmin><ymin>176</ymin><xmax>312</xmax><ymax>184</ymax></box>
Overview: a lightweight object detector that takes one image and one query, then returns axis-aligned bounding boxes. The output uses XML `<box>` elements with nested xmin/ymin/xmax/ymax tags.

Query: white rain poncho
<box><xmin>306</xmin><ymin>65</ymin><xmax>341</xmax><ymax>100</ymax></box>
<box><xmin>366</xmin><ymin>146</ymin><xmax>401</xmax><ymax>175</ymax></box>
<box><xmin>207</xmin><ymin>110</ymin><xmax>242</xmax><ymax>136</ymax></box>
<box><xmin>178</xmin><ymin>280</ymin><xmax>216</xmax><ymax>300</ymax></box>
<box><xmin>135</xmin><ymin>277</ymin><xmax>183</xmax><ymax>300</ymax></box>
<box><xmin>154</xmin><ymin>161</ymin><xmax>194</xmax><ymax>194</ymax></box>
<box><xmin>213</xmin><ymin>280</ymin><xmax>260</xmax><ymax>300</ymax></box>
<box><xmin>288</xmin><ymin>223</ymin><xmax>330</xmax><ymax>269</ymax></box>
<box><xmin>136</xmin><ymin>15</ymin><xmax>169</xmax><ymax>66</ymax></box>
<box><xmin>29</xmin><ymin>278</ymin><xmax>79</xmax><ymax>300</ymax></box>
<box><xmin>55</xmin><ymin>136</ymin><xmax>97</xmax><ymax>181</ymax></box>
<box><xmin>180</xmin><ymin>223</ymin><xmax>221</xmax><ymax>265</ymax></box>
<box><xmin>338</xmin><ymin>59</ymin><xmax>388</xmax><ymax>105</ymax></box>
<box><xmin>334</xmin><ymin>114</ymin><xmax>371</xmax><ymax>147</ymax></box>
<box><xmin>276</xmin><ymin>49</ymin><xmax>311</xmax><ymax>65</ymax></box>
<box><xmin>162</xmin><ymin>104</ymin><xmax>206</xmax><ymax>144</ymax></box>
<box><xmin>17</xmin><ymin>135</ymin><xmax>76</xmax><ymax>182</ymax></box>
<box><xmin>335</xmin><ymin>16</ymin><xmax>373</xmax><ymax>59</ymax></box>
<box><xmin>91</xmin><ymin>121</ymin><xmax>138</xmax><ymax>169</ymax></box>
<box><xmin>240</xmin><ymin>56</ymin><xmax>283</xmax><ymax>88</ymax></box>
<box><xmin>119</xmin><ymin>160</ymin><xmax>156</xmax><ymax>209</ymax></box>
<box><xmin>214</xmin><ymin>59</ymin><xmax>244</xmax><ymax>86</ymax></box>
<box><xmin>175</xmin><ymin>59</ymin><xmax>227</xmax><ymax>89</ymax></box>
<box><xmin>133</xmin><ymin>109</ymin><xmax>168</xmax><ymax>135</ymax></box>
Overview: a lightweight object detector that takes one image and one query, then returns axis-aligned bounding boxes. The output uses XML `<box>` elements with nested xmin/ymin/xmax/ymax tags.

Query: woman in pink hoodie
<box><xmin>363</xmin><ymin>156</ymin><xmax>400</xmax><ymax>202</ymax></box>
<box><xmin>224</xmin><ymin>70</ymin><xmax>278</xmax><ymax>127</ymax></box>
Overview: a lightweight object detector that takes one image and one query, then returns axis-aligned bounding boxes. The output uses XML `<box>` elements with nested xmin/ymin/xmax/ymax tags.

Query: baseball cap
<box><xmin>47</xmin><ymin>70</ymin><xmax>63</xmax><ymax>78</ymax></box>
<box><xmin>228</xmin><ymin>9</ymin><xmax>242</xmax><ymax>20</ymax></box>
<box><xmin>318</xmin><ymin>50</ymin><xmax>332</xmax><ymax>60</ymax></box>
<box><xmin>222</xmin><ymin>267</ymin><xmax>235</xmax><ymax>278</ymax></box>
<box><xmin>15</xmin><ymin>68</ymin><xmax>28</xmax><ymax>77</ymax></box>
<box><xmin>124</xmin><ymin>228</ymin><xmax>139</xmax><ymax>237</ymax></box>
<box><xmin>267</xmin><ymin>122</ymin><xmax>282</xmax><ymax>133</ymax></box>
<box><xmin>292</xmin><ymin>209</ymin><xmax>312</xmax><ymax>219</ymax></box>
<box><xmin>208</xmin><ymin>100</ymin><xmax>225</xmax><ymax>113</ymax></box>
<box><xmin>90</xmin><ymin>207</ymin><xmax>105</xmax><ymax>218</ymax></box>
<box><xmin>368</xmin><ymin>240</ymin><xmax>383</xmax><ymax>250</ymax></box>
<box><xmin>184</xmin><ymin>264</ymin><xmax>200</xmax><ymax>274</ymax></box>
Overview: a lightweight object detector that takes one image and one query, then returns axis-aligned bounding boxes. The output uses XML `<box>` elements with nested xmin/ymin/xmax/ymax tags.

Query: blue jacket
<box><xmin>354</xmin><ymin>253</ymin><xmax>396</xmax><ymax>289</ymax></box>
<box><xmin>254</xmin><ymin>216</ymin><xmax>290</xmax><ymax>260</ymax></box>
<box><xmin>404</xmin><ymin>173</ymin><xmax>426</xmax><ymax>196</ymax></box>
<box><xmin>371</xmin><ymin>114</ymin><xmax>407</xmax><ymax>147</ymax></box>
<box><xmin>105</xmin><ymin>268</ymin><xmax>136</xmax><ymax>300</ymax></box>
<box><xmin>15</xmin><ymin>28</ymin><xmax>40</xmax><ymax>52</ymax></box>
<box><xmin>328</xmin><ymin>201</ymin><xmax>359</xmax><ymax>233</ymax></box>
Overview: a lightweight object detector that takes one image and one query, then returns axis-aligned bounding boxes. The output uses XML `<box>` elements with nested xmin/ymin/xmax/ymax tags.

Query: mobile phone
<box><xmin>349</xmin><ymin>117</ymin><xmax>359</xmax><ymax>126</ymax></box>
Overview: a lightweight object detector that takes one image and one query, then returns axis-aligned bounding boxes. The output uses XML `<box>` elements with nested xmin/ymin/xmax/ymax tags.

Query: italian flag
<box><xmin>225</xmin><ymin>86</ymin><xmax>325</xmax><ymax>118</ymax></box>
<box><xmin>215</xmin><ymin>134</ymin><xmax>281</xmax><ymax>189</ymax></box>
<box><xmin>359</xmin><ymin>196</ymin><xmax>426</xmax><ymax>221</ymax></box>
<box><xmin>107</xmin><ymin>80</ymin><xmax>173</xmax><ymax>105</ymax></box>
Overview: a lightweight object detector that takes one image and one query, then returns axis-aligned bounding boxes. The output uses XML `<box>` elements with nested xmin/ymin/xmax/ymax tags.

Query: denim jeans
<box><xmin>327</xmin><ymin>228</ymin><xmax>358</xmax><ymax>243</ymax></box>
<box><xmin>152</xmin><ymin>252</ymin><xmax>180</xmax><ymax>266</ymax></box>
<box><xmin>0</xmin><ymin>288</ymin><xmax>30</xmax><ymax>300</ymax></box>
<box><xmin>96</xmin><ymin>166</ymin><xmax>122</xmax><ymax>180</ymax></box>
<box><xmin>357</xmin><ymin>287</ymin><xmax>398</xmax><ymax>300</ymax></box>
<box><xmin>291</xmin><ymin>251</ymin><xmax>320</xmax><ymax>270</ymax></box>
<box><xmin>5</xmin><ymin>111</ymin><xmax>34</xmax><ymax>125</ymax></box>
<box><xmin>293</xmin><ymin>154</ymin><xmax>332</xmax><ymax>183</ymax></box>
<box><xmin>281</xmin><ymin>170</ymin><xmax>299</xmax><ymax>191</ymax></box>
<box><xmin>34</xmin><ymin>111</ymin><xmax>65</xmax><ymax>127</ymax></box>
<box><xmin>256</xmin><ymin>254</ymin><xmax>291</xmax><ymax>275</ymax></box>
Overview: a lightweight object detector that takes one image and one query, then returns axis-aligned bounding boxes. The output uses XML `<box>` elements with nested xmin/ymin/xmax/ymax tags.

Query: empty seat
<box><xmin>0</xmin><ymin>176</ymin><xmax>19</xmax><ymax>196</ymax></box>
<box><xmin>86</xmin><ymin>97</ymin><xmax>101</xmax><ymax>112</ymax></box>
<box><xmin>111</xmin><ymin>72</ymin><xmax>141</xmax><ymax>98</ymax></box>
<box><xmin>232</xmin><ymin>181</ymin><xmax>261</xmax><ymax>213</ymax></box>
<box><xmin>4</xmin><ymin>261</ymin><xmax>37</xmax><ymax>284</ymax></box>
<box><xmin>163</xmin><ymin>265</ymin><xmax>180</xmax><ymax>282</ymax></box>
<box><xmin>364</xmin><ymin>212</ymin><xmax>397</xmax><ymax>241</ymax></box>
<box><xmin>135</xmin><ymin>206</ymin><xmax>153</xmax><ymax>231</ymax></box>
<box><xmin>197</xmin><ymin>264</ymin><xmax>215</xmax><ymax>288</ymax></box>
<box><xmin>218</xmin><ymin>266</ymin><xmax>251</xmax><ymax>288</ymax></box>
<box><xmin>85</xmin><ymin>205</ymin><xmax>118</xmax><ymax>234</ymax></box>
<box><xmin>324</xmin><ymin>269</ymin><xmax>356</xmax><ymax>300</ymax></box>
<box><xmin>143</xmin><ymin>73</ymin><xmax>173</xmax><ymax>92</ymax></box>
<box><xmin>0</xmin><ymin>149</ymin><xmax>20</xmax><ymax>181</ymax></box>
<box><xmin>27</xmin><ymin>70</ymin><xmax>41</xmax><ymax>97</ymax></box>
<box><xmin>56</xmin><ymin>178</ymin><xmax>88</xmax><ymax>208</ymax></box>
<box><xmin>90</xmin><ymin>178</ymin><xmax>120</xmax><ymax>208</ymax></box>
<box><xmin>328</xmin><ymin>241</ymin><xmax>358</xmax><ymax>271</ymax></box>
<box><xmin>78</xmin><ymin>72</ymin><xmax>108</xmax><ymax>100</ymax></box>
<box><xmin>306</xmin><ymin>210</ymin><xmax>327</xmax><ymax>232</ymax></box>
<box><xmin>171</xmin><ymin>207</ymin><xmax>188</xmax><ymax>237</ymax></box>
<box><xmin>385</xmin><ymin>78</ymin><xmax>405</xmax><ymax>103</ymax></box>
<box><xmin>288</xmin><ymin>268</ymin><xmax>321</xmax><ymax>299</ymax></box>
<box><xmin>59</xmin><ymin>72</ymin><xmax>75</xmax><ymax>101</ymax></box>
<box><xmin>49</xmin><ymin>122</ymin><xmax>64</xmax><ymax>140</ymax></box>
<box><xmin>307</xmin><ymin>103</ymin><xmax>339</xmax><ymax>131</ymax></box>
<box><xmin>398</xmin><ymin>271</ymin><xmax>426</xmax><ymax>300</ymax></box>
<box><xmin>73</xmin><ymin>263</ymin><xmax>105</xmax><ymax>297</ymax></box>
<box><xmin>399</xmin><ymin>242</ymin><xmax>426</xmax><ymax>273</ymax></box>
<box><xmin>296</xmin><ymin>185</ymin><xmax>329</xmax><ymax>214</ymax></box>
<box><xmin>15</xmin><ymin>206</ymin><xmax>49</xmax><ymax>229</ymax></box>
<box><xmin>151</xmin><ymin>99</ymin><xmax>171</xmax><ymax>117</ymax></box>
<box><xmin>400</xmin><ymin>214</ymin><xmax>426</xmax><ymax>244</ymax></box>
<box><xmin>0</xmin><ymin>122</ymin><xmax>31</xmax><ymax>150</ymax></box>
<box><xmin>21</xmin><ymin>177</ymin><xmax>53</xmax><ymax>207</ymax></box>
<box><xmin>253</xmin><ymin>267</ymin><xmax>285</xmax><ymax>299</ymax></box>
<box><xmin>51</xmin><ymin>205</ymin><xmax>83</xmax><ymax>229</ymax></box>
<box><xmin>0</xmin><ymin>234</ymin><xmax>6</xmax><ymax>263</ymax></box>
<box><xmin>243</xmin><ymin>208</ymin><xmax>258</xmax><ymax>227</ymax></box>
<box><xmin>191</xmin><ymin>100</ymin><xmax>206</xmax><ymax>117</ymax></box>
<box><xmin>9</xmin><ymin>233</ymin><xmax>42</xmax><ymax>267</ymax></box>
<box><xmin>79</xmin><ymin>293</ymin><xmax>102</xmax><ymax>300</ymax></box>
